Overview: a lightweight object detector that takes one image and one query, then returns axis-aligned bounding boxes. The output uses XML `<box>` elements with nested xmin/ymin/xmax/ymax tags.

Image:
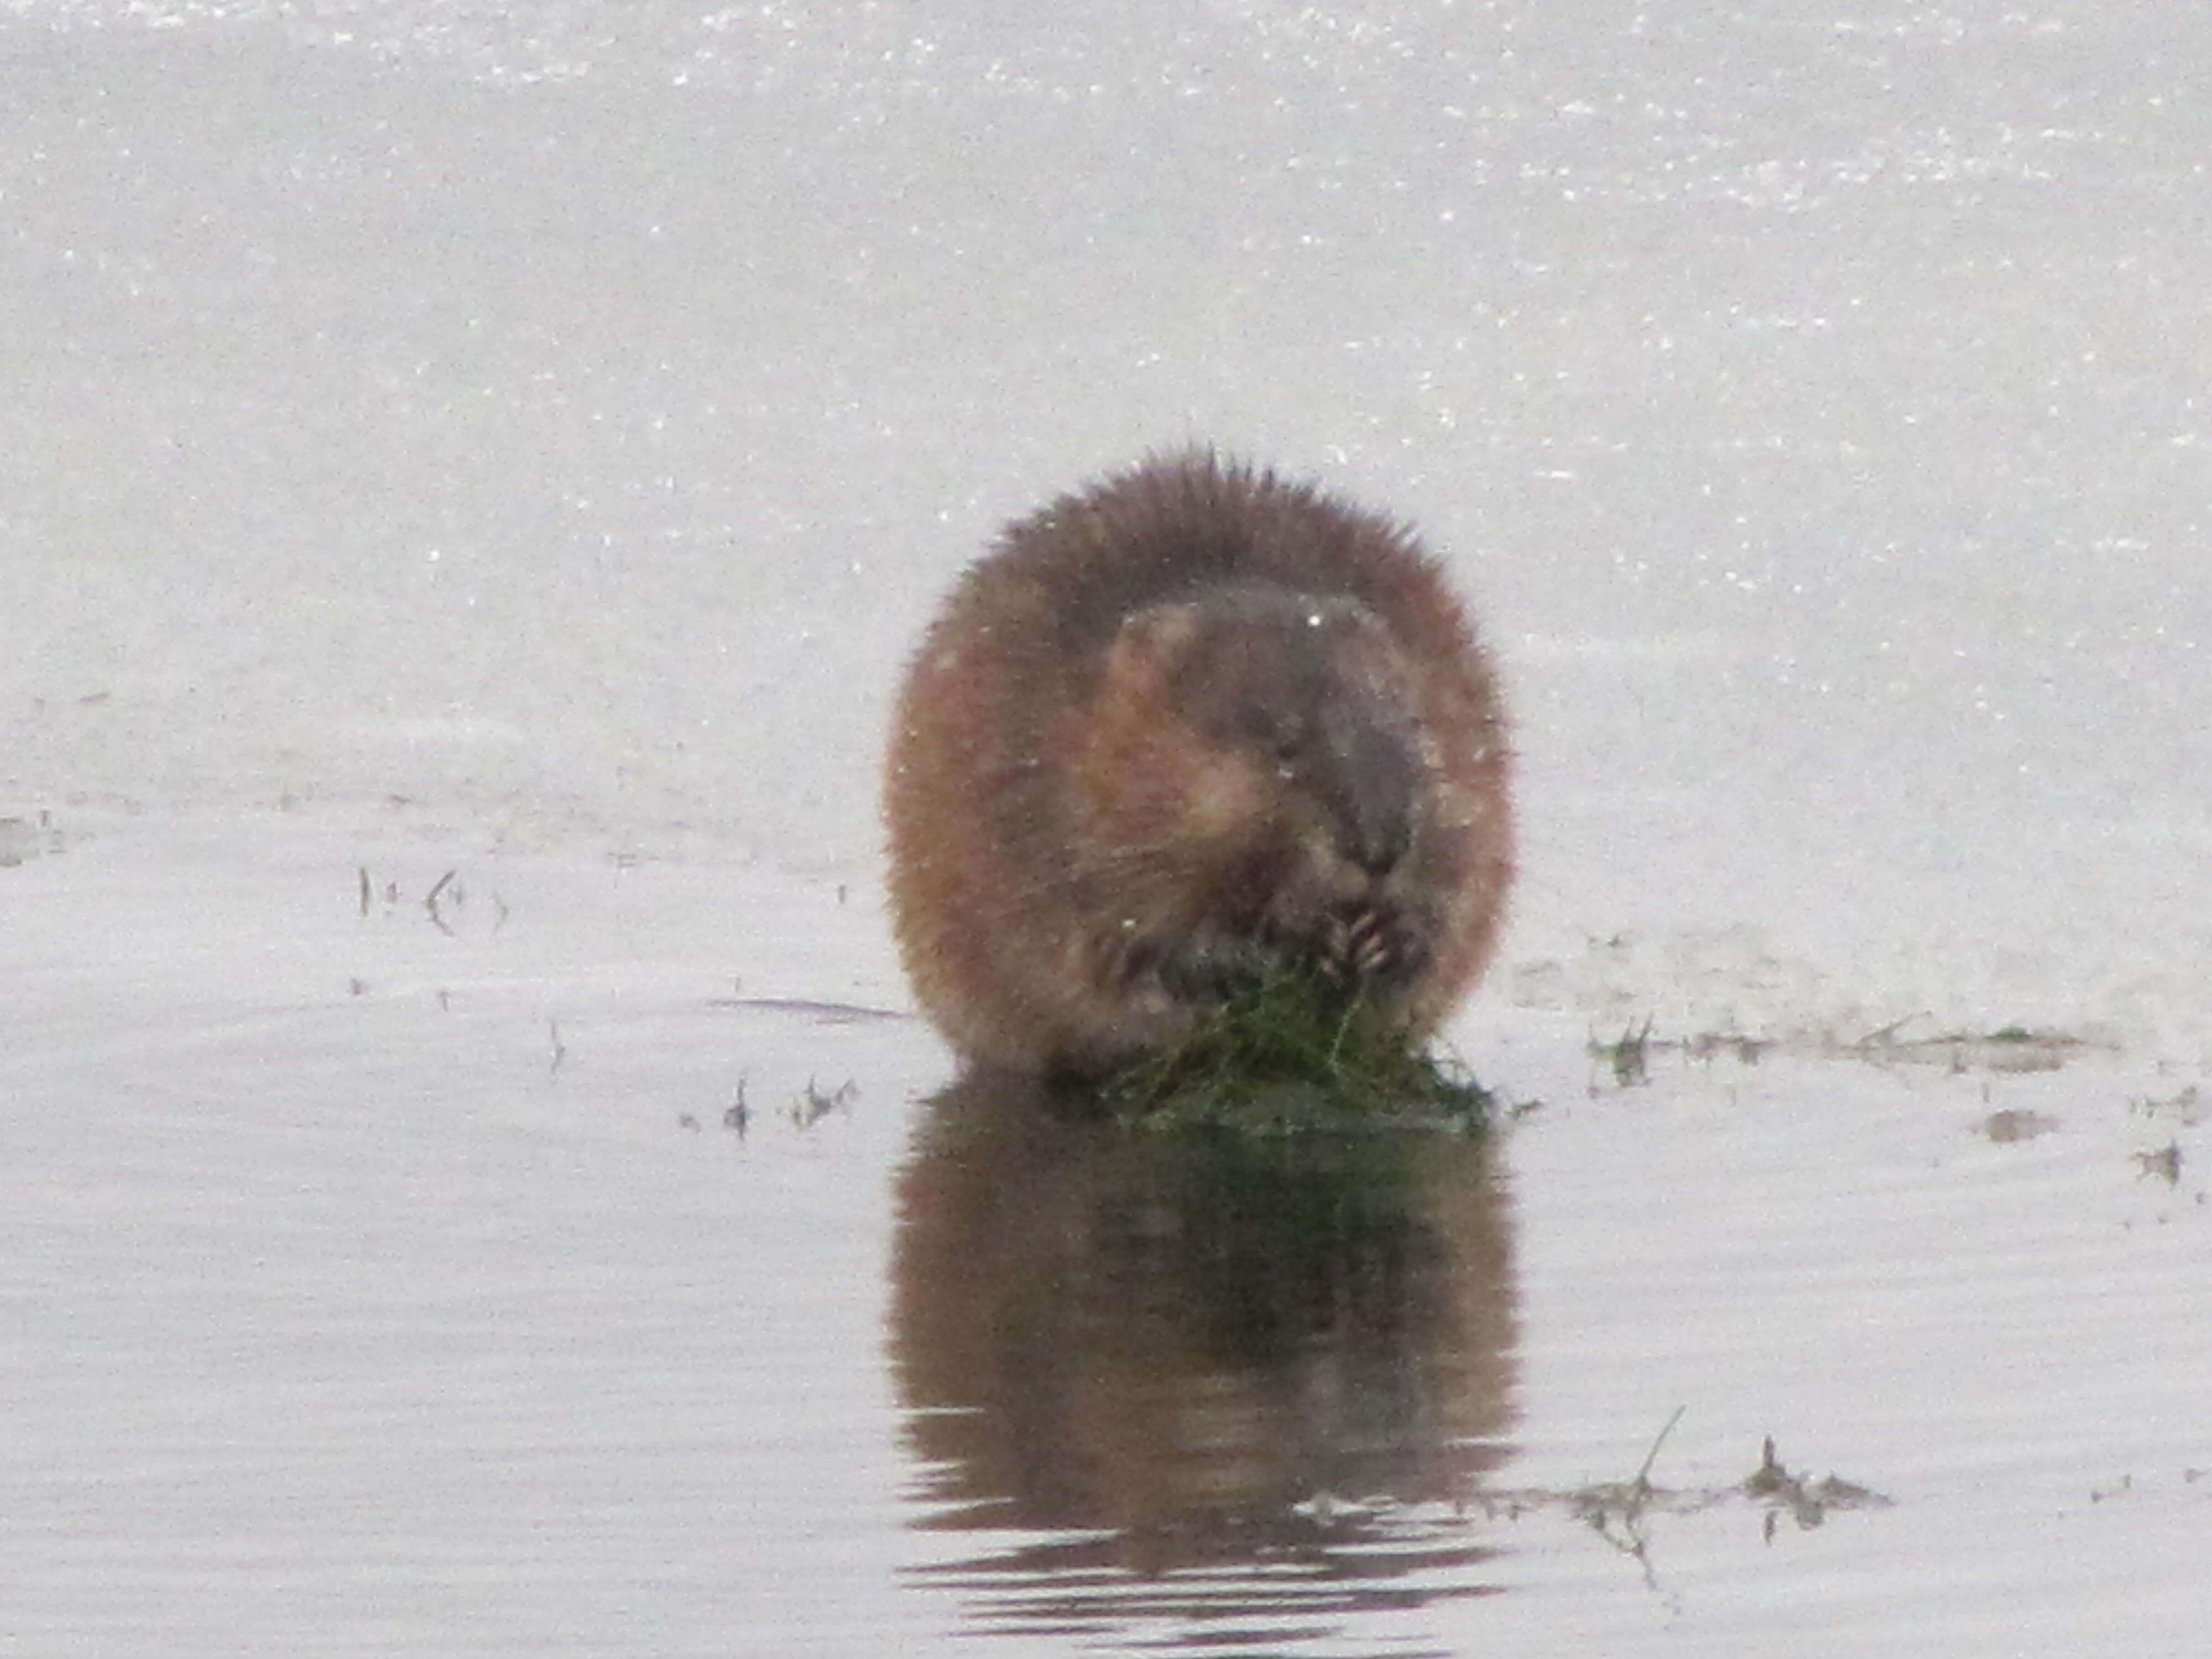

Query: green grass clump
<box><xmin>1099</xmin><ymin>966</ymin><xmax>1493</xmax><ymax>1136</ymax></box>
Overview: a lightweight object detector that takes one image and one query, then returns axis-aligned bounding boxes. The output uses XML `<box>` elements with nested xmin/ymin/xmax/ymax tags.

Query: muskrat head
<box><xmin>1070</xmin><ymin>582</ymin><xmax>1437</xmax><ymax>990</ymax></box>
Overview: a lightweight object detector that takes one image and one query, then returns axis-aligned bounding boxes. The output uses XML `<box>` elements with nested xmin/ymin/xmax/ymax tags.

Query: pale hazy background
<box><xmin>7</xmin><ymin>0</ymin><xmax>2209</xmax><ymax>1045</ymax></box>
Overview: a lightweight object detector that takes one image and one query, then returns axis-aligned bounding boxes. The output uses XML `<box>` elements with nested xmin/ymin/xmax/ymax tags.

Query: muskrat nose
<box><xmin>1342</xmin><ymin>806</ymin><xmax>1411</xmax><ymax>879</ymax></box>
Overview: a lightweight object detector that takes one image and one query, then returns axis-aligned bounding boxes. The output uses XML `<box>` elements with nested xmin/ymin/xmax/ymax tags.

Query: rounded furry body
<box><xmin>885</xmin><ymin>452</ymin><xmax>1513</xmax><ymax>1078</ymax></box>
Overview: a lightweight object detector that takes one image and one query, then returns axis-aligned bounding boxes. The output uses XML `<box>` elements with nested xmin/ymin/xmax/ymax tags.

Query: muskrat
<box><xmin>885</xmin><ymin>451</ymin><xmax>1513</xmax><ymax>1079</ymax></box>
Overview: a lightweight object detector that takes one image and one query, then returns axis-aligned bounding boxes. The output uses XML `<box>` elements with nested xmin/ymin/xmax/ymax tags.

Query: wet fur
<box><xmin>885</xmin><ymin>451</ymin><xmax>1514</xmax><ymax>1077</ymax></box>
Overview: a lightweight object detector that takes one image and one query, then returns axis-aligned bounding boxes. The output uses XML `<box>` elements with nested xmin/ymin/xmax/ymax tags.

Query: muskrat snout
<box><xmin>1308</xmin><ymin>692</ymin><xmax>1422</xmax><ymax>880</ymax></box>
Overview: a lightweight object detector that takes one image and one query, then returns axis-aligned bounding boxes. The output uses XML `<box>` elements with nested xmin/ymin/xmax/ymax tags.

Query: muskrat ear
<box><xmin>1104</xmin><ymin>602</ymin><xmax>1203</xmax><ymax>695</ymax></box>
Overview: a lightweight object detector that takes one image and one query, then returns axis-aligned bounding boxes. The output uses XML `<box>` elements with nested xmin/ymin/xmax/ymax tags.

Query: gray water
<box><xmin>6</xmin><ymin>3</ymin><xmax>2209</xmax><ymax>1653</ymax></box>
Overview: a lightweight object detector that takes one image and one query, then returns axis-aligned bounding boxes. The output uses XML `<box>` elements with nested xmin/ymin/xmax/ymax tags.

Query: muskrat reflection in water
<box><xmin>890</xmin><ymin>1071</ymin><xmax>1518</xmax><ymax>1615</ymax></box>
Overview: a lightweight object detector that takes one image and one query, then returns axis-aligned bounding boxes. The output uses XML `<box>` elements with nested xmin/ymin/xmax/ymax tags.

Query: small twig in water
<box><xmin>791</xmin><ymin>1077</ymin><xmax>857</xmax><ymax>1129</ymax></box>
<box><xmin>1854</xmin><ymin>1011</ymin><xmax>1931</xmax><ymax>1047</ymax></box>
<box><xmin>424</xmin><ymin>868</ymin><xmax>459</xmax><ymax>937</ymax></box>
<box><xmin>1604</xmin><ymin>1016</ymin><xmax>1655</xmax><ymax>1088</ymax></box>
<box><xmin>1636</xmin><ymin>1405</ymin><xmax>1688</xmax><ymax>1490</ymax></box>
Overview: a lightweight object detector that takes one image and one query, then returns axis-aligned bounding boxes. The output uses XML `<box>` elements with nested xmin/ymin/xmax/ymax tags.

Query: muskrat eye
<box><xmin>1255</xmin><ymin>713</ymin><xmax>1308</xmax><ymax>765</ymax></box>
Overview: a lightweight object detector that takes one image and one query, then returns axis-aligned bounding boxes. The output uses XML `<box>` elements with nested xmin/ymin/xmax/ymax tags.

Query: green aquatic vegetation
<box><xmin>1100</xmin><ymin>965</ymin><xmax>1493</xmax><ymax>1135</ymax></box>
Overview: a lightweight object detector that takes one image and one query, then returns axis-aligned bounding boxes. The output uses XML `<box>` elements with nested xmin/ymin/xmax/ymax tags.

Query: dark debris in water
<box><xmin>1983</xmin><ymin>1107</ymin><xmax>2061</xmax><ymax>1144</ymax></box>
<box><xmin>1741</xmin><ymin>1436</ymin><xmax>1892</xmax><ymax>1538</ymax></box>
<box><xmin>1587</xmin><ymin>1013</ymin><xmax>2114</xmax><ymax>1086</ymax></box>
<box><xmin>1490</xmin><ymin>1431</ymin><xmax>1891</xmax><ymax>1564</ymax></box>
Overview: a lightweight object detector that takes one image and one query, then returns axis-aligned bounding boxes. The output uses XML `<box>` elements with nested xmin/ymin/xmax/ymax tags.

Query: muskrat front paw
<box><xmin>1337</xmin><ymin>905</ymin><xmax>1433</xmax><ymax>989</ymax></box>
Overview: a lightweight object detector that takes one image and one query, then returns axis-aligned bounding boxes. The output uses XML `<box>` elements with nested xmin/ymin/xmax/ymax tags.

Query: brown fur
<box><xmin>885</xmin><ymin>451</ymin><xmax>1514</xmax><ymax>1077</ymax></box>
